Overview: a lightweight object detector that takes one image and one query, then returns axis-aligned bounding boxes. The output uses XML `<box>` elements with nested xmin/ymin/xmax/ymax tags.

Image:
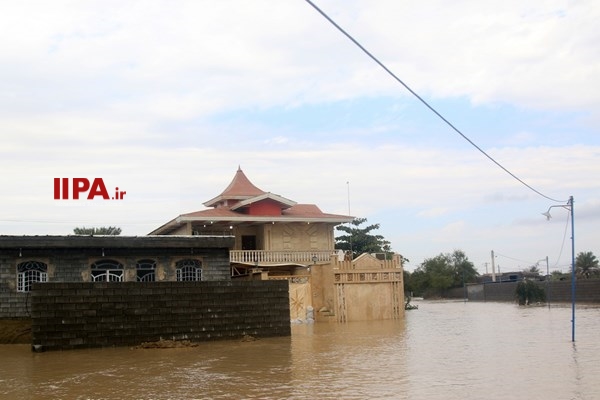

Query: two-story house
<box><xmin>149</xmin><ymin>167</ymin><xmax>353</xmax><ymax>276</ymax></box>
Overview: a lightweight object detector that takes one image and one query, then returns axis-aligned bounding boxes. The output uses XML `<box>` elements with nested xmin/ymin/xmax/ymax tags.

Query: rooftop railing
<box><xmin>230</xmin><ymin>250</ymin><xmax>334</xmax><ymax>265</ymax></box>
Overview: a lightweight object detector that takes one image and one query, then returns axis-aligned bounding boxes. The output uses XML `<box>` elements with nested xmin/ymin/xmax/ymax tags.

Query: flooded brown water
<box><xmin>1</xmin><ymin>300</ymin><xmax>599</xmax><ymax>399</ymax></box>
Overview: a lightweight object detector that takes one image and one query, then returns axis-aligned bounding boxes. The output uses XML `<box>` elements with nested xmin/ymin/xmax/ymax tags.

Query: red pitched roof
<box><xmin>179</xmin><ymin>204</ymin><xmax>349</xmax><ymax>221</ymax></box>
<box><xmin>181</xmin><ymin>208</ymin><xmax>241</xmax><ymax>218</ymax></box>
<box><xmin>219</xmin><ymin>166</ymin><xmax>265</xmax><ymax>197</ymax></box>
<box><xmin>148</xmin><ymin>167</ymin><xmax>353</xmax><ymax>235</ymax></box>
<box><xmin>283</xmin><ymin>204</ymin><xmax>324</xmax><ymax>216</ymax></box>
<box><xmin>204</xmin><ymin>166</ymin><xmax>265</xmax><ymax>207</ymax></box>
<box><xmin>283</xmin><ymin>204</ymin><xmax>351</xmax><ymax>219</ymax></box>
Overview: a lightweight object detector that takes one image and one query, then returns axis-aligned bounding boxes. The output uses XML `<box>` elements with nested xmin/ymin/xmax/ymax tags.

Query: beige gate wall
<box><xmin>314</xmin><ymin>253</ymin><xmax>405</xmax><ymax>322</ymax></box>
<box><xmin>268</xmin><ymin>276</ymin><xmax>312</xmax><ymax>321</ymax></box>
<box><xmin>266</xmin><ymin>253</ymin><xmax>405</xmax><ymax>323</ymax></box>
<box><xmin>289</xmin><ymin>278</ymin><xmax>312</xmax><ymax>320</ymax></box>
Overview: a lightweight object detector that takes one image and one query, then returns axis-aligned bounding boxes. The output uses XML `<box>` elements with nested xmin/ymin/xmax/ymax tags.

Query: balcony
<box><xmin>230</xmin><ymin>250</ymin><xmax>336</xmax><ymax>265</ymax></box>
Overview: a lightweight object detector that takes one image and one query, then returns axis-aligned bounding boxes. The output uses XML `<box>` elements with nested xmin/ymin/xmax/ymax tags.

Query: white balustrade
<box><xmin>230</xmin><ymin>250</ymin><xmax>333</xmax><ymax>264</ymax></box>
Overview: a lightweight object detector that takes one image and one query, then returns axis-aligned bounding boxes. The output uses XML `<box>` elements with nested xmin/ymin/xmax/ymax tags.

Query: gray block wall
<box><xmin>445</xmin><ymin>279</ymin><xmax>600</xmax><ymax>303</ymax></box>
<box><xmin>1</xmin><ymin>242</ymin><xmax>233</xmax><ymax>318</ymax></box>
<box><xmin>31</xmin><ymin>281</ymin><xmax>290</xmax><ymax>351</ymax></box>
<box><xmin>0</xmin><ymin>255</ymin><xmax>31</xmax><ymax>318</ymax></box>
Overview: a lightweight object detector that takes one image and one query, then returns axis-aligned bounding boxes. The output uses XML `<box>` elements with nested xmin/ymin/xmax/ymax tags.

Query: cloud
<box><xmin>417</xmin><ymin>207</ymin><xmax>450</xmax><ymax>218</ymax></box>
<box><xmin>355</xmin><ymin>0</ymin><xmax>600</xmax><ymax>113</ymax></box>
<box><xmin>1</xmin><ymin>0</ymin><xmax>598</xmax><ymax>272</ymax></box>
<box><xmin>2</xmin><ymin>1</ymin><xmax>599</xmax><ymax>119</ymax></box>
<box><xmin>439</xmin><ymin>220</ymin><xmax>467</xmax><ymax>238</ymax></box>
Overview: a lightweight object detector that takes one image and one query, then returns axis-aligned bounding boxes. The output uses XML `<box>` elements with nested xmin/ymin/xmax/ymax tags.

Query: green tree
<box><xmin>411</xmin><ymin>250</ymin><xmax>478</xmax><ymax>297</ymax></box>
<box><xmin>448</xmin><ymin>250</ymin><xmax>478</xmax><ymax>287</ymax></box>
<box><xmin>335</xmin><ymin>218</ymin><xmax>392</xmax><ymax>259</ymax></box>
<box><xmin>73</xmin><ymin>226</ymin><xmax>122</xmax><ymax>236</ymax></box>
<box><xmin>575</xmin><ymin>251</ymin><xmax>599</xmax><ymax>279</ymax></box>
<box><xmin>550</xmin><ymin>270</ymin><xmax>569</xmax><ymax>281</ymax></box>
<box><xmin>406</xmin><ymin>268</ymin><xmax>427</xmax><ymax>297</ymax></box>
<box><xmin>524</xmin><ymin>265</ymin><xmax>540</xmax><ymax>275</ymax></box>
<box><xmin>422</xmin><ymin>255</ymin><xmax>454</xmax><ymax>291</ymax></box>
<box><xmin>515</xmin><ymin>280</ymin><xmax>546</xmax><ymax>305</ymax></box>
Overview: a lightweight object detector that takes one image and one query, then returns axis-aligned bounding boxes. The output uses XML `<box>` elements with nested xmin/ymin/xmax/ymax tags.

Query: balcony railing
<box><xmin>230</xmin><ymin>250</ymin><xmax>334</xmax><ymax>265</ymax></box>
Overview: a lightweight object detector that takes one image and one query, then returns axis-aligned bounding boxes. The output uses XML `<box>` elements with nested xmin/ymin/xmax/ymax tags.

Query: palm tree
<box><xmin>575</xmin><ymin>251</ymin><xmax>599</xmax><ymax>279</ymax></box>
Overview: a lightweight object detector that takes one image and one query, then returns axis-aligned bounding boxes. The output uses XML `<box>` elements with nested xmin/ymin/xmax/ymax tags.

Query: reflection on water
<box><xmin>1</xmin><ymin>300</ymin><xmax>599</xmax><ymax>399</ymax></box>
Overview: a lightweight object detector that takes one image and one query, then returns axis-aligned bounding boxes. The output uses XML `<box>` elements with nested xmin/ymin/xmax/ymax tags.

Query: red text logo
<box><xmin>53</xmin><ymin>178</ymin><xmax>126</xmax><ymax>200</ymax></box>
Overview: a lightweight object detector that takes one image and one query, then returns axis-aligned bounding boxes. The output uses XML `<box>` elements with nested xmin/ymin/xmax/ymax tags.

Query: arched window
<box><xmin>17</xmin><ymin>261</ymin><xmax>48</xmax><ymax>292</ymax></box>
<box><xmin>91</xmin><ymin>259</ymin><xmax>124</xmax><ymax>282</ymax></box>
<box><xmin>176</xmin><ymin>259</ymin><xmax>202</xmax><ymax>281</ymax></box>
<box><xmin>136</xmin><ymin>259</ymin><xmax>156</xmax><ymax>282</ymax></box>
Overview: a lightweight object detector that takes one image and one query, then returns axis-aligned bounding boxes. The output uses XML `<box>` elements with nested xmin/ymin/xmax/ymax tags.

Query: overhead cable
<box><xmin>304</xmin><ymin>0</ymin><xmax>567</xmax><ymax>203</ymax></box>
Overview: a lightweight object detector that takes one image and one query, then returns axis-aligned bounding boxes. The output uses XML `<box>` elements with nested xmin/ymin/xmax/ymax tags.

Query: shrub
<box><xmin>515</xmin><ymin>280</ymin><xmax>546</xmax><ymax>305</ymax></box>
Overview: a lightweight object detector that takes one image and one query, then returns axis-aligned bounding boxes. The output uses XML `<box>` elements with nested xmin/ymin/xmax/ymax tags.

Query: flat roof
<box><xmin>0</xmin><ymin>235</ymin><xmax>234</xmax><ymax>249</ymax></box>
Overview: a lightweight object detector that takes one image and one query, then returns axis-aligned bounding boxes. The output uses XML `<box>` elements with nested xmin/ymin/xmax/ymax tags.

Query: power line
<box><xmin>304</xmin><ymin>0</ymin><xmax>566</xmax><ymax>204</ymax></box>
<box><xmin>494</xmin><ymin>251</ymin><xmax>536</xmax><ymax>265</ymax></box>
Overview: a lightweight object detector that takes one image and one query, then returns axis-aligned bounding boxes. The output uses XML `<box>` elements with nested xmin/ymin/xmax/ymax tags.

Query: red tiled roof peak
<box><xmin>220</xmin><ymin>167</ymin><xmax>265</xmax><ymax>198</ymax></box>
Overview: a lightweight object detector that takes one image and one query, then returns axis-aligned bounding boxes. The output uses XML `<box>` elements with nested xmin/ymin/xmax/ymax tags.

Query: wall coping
<box><xmin>0</xmin><ymin>235</ymin><xmax>234</xmax><ymax>249</ymax></box>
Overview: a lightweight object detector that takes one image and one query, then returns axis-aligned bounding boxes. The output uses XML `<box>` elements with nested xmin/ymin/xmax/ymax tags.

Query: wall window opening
<box><xmin>91</xmin><ymin>259</ymin><xmax>124</xmax><ymax>282</ymax></box>
<box><xmin>17</xmin><ymin>261</ymin><xmax>48</xmax><ymax>292</ymax></box>
<box><xmin>136</xmin><ymin>259</ymin><xmax>156</xmax><ymax>282</ymax></box>
<box><xmin>176</xmin><ymin>259</ymin><xmax>202</xmax><ymax>281</ymax></box>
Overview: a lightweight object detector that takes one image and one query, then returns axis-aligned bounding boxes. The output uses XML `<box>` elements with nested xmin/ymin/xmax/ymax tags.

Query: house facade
<box><xmin>0</xmin><ymin>235</ymin><xmax>233</xmax><ymax>318</ymax></box>
<box><xmin>150</xmin><ymin>167</ymin><xmax>354</xmax><ymax>276</ymax></box>
<box><xmin>151</xmin><ymin>167</ymin><xmax>405</xmax><ymax>322</ymax></box>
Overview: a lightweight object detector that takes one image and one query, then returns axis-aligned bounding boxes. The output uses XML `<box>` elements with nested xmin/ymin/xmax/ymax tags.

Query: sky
<box><xmin>1</xmin><ymin>0</ymin><xmax>599</xmax><ymax>274</ymax></box>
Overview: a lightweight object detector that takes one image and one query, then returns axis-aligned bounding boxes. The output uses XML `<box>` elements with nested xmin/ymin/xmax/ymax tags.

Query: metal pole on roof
<box><xmin>347</xmin><ymin>181</ymin><xmax>352</xmax><ymax>256</ymax></box>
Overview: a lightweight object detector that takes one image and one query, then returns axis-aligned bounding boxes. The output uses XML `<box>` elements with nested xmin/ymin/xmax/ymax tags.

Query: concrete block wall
<box><xmin>0</xmin><ymin>255</ymin><xmax>31</xmax><ymax>317</ymax></box>
<box><xmin>546</xmin><ymin>279</ymin><xmax>600</xmax><ymax>303</ymax></box>
<box><xmin>1</xmin><ymin>246</ymin><xmax>232</xmax><ymax>318</ymax></box>
<box><xmin>31</xmin><ymin>281</ymin><xmax>290</xmax><ymax>351</ymax></box>
<box><xmin>0</xmin><ymin>292</ymin><xmax>30</xmax><ymax>318</ymax></box>
<box><xmin>445</xmin><ymin>279</ymin><xmax>600</xmax><ymax>303</ymax></box>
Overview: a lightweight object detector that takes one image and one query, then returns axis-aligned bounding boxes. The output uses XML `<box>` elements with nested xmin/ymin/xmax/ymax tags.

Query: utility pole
<box><xmin>491</xmin><ymin>250</ymin><xmax>496</xmax><ymax>282</ymax></box>
<box><xmin>545</xmin><ymin>255</ymin><xmax>550</xmax><ymax>309</ymax></box>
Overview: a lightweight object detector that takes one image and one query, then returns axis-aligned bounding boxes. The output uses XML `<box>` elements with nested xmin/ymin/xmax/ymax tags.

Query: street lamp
<box><xmin>542</xmin><ymin>195</ymin><xmax>575</xmax><ymax>342</ymax></box>
<box><xmin>462</xmin><ymin>264</ymin><xmax>467</xmax><ymax>302</ymax></box>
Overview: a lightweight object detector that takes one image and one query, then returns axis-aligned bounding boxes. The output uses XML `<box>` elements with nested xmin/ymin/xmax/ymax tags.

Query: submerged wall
<box><xmin>0</xmin><ymin>235</ymin><xmax>235</xmax><ymax>319</ymax></box>
<box><xmin>31</xmin><ymin>281</ymin><xmax>290</xmax><ymax>351</ymax></box>
<box><xmin>445</xmin><ymin>279</ymin><xmax>600</xmax><ymax>303</ymax></box>
<box><xmin>329</xmin><ymin>254</ymin><xmax>404</xmax><ymax>322</ymax></box>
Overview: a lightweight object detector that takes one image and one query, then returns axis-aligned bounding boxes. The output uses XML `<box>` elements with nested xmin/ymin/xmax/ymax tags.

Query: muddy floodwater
<box><xmin>1</xmin><ymin>300</ymin><xmax>599</xmax><ymax>399</ymax></box>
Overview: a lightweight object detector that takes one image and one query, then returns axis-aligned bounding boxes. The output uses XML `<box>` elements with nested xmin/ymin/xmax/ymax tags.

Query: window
<box><xmin>17</xmin><ymin>261</ymin><xmax>48</xmax><ymax>292</ymax></box>
<box><xmin>91</xmin><ymin>259</ymin><xmax>124</xmax><ymax>282</ymax></box>
<box><xmin>176</xmin><ymin>259</ymin><xmax>202</xmax><ymax>281</ymax></box>
<box><xmin>136</xmin><ymin>259</ymin><xmax>156</xmax><ymax>282</ymax></box>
